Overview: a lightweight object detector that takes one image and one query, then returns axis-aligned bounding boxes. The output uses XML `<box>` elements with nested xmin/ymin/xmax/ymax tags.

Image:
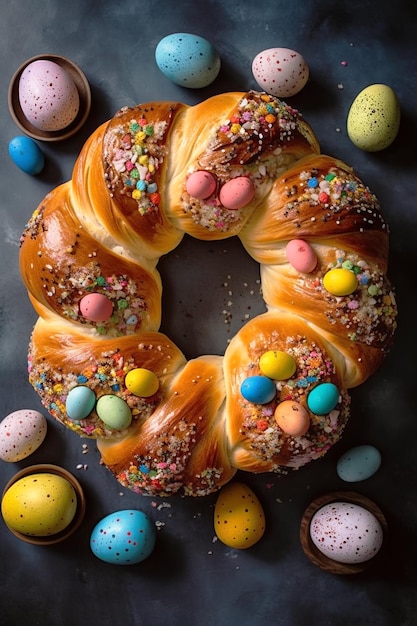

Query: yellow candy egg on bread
<box><xmin>214</xmin><ymin>482</ymin><xmax>265</xmax><ymax>549</ymax></box>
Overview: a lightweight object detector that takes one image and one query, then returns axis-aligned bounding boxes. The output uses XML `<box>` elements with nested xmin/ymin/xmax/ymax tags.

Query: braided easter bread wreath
<box><xmin>19</xmin><ymin>91</ymin><xmax>397</xmax><ymax>497</ymax></box>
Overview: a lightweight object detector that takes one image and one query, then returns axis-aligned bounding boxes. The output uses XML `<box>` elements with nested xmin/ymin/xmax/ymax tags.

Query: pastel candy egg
<box><xmin>19</xmin><ymin>59</ymin><xmax>80</xmax><ymax>131</ymax></box>
<box><xmin>0</xmin><ymin>409</ymin><xmax>47</xmax><ymax>462</ymax></box>
<box><xmin>307</xmin><ymin>383</ymin><xmax>339</xmax><ymax>415</ymax></box>
<box><xmin>285</xmin><ymin>239</ymin><xmax>317</xmax><ymax>273</ymax></box>
<box><xmin>347</xmin><ymin>84</ymin><xmax>400</xmax><ymax>152</ymax></box>
<box><xmin>259</xmin><ymin>350</ymin><xmax>296</xmax><ymax>380</ymax></box>
<box><xmin>274</xmin><ymin>400</ymin><xmax>310</xmax><ymax>436</ymax></box>
<box><xmin>8</xmin><ymin>136</ymin><xmax>44</xmax><ymax>175</ymax></box>
<box><xmin>214</xmin><ymin>482</ymin><xmax>265</xmax><ymax>549</ymax></box>
<box><xmin>96</xmin><ymin>395</ymin><xmax>132</xmax><ymax>429</ymax></box>
<box><xmin>309</xmin><ymin>502</ymin><xmax>383</xmax><ymax>564</ymax></box>
<box><xmin>1</xmin><ymin>473</ymin><xmax>77</xmax><ymax>536</ymax></box>
<box><xmin>66</xmin><ymin>386</ymin><xmax>96</xmax><ymax>421</ymax></box>
<box><xmin>240</xmin><ymin>376</ymin><xmax>276</xmax><ymax>404</ymax></box>
<box><xmin>125</xmin><ymin>368</ymin><xmax>159</xmax><ymax>397</ymax></box>
<box><xmin>90</xmin><ymin>510</ymin><xmax>156</xmax><ymax>565</ymax></box>
<box><xmin>252</xmin><ymin>48</ymin><xmax>309</xmax><ymax>98</ymax></box>
<box><xmin>337</xmin><ymin>445</ymin><xmax>382</xmax><ymax>482</ymax></box>
<box><xmin>219</xmin><ymin>177</ymin><xmax>255</xmax><ymax>210</ymax></box>
<box><xmin>323</xmin><ymin>268</ymin><xmax>357</xmax><ymax>296</ymax></box>
<box><xmin>155</xmin><ymin>33</ymin><xmax>221</xmax><ymax>89</ymax></box>
<box><xmin>79</xmin><ymin>293</ymin><xmax>113</xmax><ymax>322</ymax></box>
<box><xmin>186</xmin><ymin>171</ymin><xmax>217</xmax><ymax>199</ymax></box>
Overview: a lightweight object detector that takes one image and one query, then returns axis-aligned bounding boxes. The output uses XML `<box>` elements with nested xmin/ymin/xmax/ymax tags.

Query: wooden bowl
<box><xmin>8</xmin><ymin>54</ymin><xmax>91</xmax><ymax>141</ymax></box>
<box><xmin>300</xmin><ymin>491</ymin><xmax>388</xmax><ymax>575</ymax></box>
<box><xmin>1</xmin><ymin>464</ymin><xmax>86</xmax><ymax>545</ymax></box>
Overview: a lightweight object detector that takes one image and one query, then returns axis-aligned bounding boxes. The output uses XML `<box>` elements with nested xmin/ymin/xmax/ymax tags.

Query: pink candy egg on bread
<box><xmin>186</xmin><ymin>171</ymin><xmax>217</xmax><ymax>199</ymax></box>
<box><xmin>285</xmin><ymin>239</ymin><xmax>317</xmax><ymax>273</ymax></box>
<box><xmin>79</xmin><ymin>293</ymin><xmax>113</xmax><ymax>322</ymax></box>
<box><xmin>219</xmin><ymin>177</ymin><xmax>255</xmax><ymax>210</ymax></box>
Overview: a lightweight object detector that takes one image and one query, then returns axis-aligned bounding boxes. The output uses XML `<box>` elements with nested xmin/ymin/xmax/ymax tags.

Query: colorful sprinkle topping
<box><xmin>105</xmin><ymin>115</ymin><xmax>168</xmax><ymax>215</ymax></box>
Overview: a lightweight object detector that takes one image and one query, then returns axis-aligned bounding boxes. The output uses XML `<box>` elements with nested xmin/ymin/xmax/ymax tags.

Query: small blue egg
<box><xmin>155</xmin><ymin>33</ymin><xmax>221</xmax><ymax>88</ymax></box>
<box><xmin>66</xmin><ymin>385</ymin><xmax>96</xmax><ymax>421</ymax></box>
<box><xmin>8</xmin><ymin>136</ymin><xmax>44</xmax><ymax>175</ymax></box>
<box><xmin>307</xmin><ymin>382</ymin><xmax>339</xmax><ymax>415</ymax></box>
<box><xmin>337</xmin><ymin>445</ymin><xmax>382</xmax><ymax>482</ymax></box>
<box><xmin>240</xmin><ymin>375</ymin><xmax>276</xmax><ymax>404</ymax></box>
<box><xmin>90</xmin><ymin>510</ymin><xmax>156</xmax><ymax>565</ymax></box>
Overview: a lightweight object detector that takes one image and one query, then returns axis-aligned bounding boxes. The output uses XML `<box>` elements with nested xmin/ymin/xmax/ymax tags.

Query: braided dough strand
<box><xmin>19</xmin><ymin>91</ymin><xmax>397</xmax><ymax>496</ymax></box>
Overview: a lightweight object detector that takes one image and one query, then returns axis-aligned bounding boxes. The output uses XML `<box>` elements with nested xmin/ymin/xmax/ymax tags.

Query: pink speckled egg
<box><xmin>219</xmin><ymin>177</ymin><xmax>255</xmax><ymax>210</ymax></box>
<box><xmin>79</xmin><ymin>293</ymin><xmax>113</xmax><ymax>322</ymax></box>
<box><xmin>186</xmin><ymin>171</ymin><xmax>217</xmax><ymax>199</ymax></box>
<box><xmin>0</xmin><ymin>410</ymin><xmax>47</xmax><ymax>462</ymax></box>
<box><xmin>309</xmin><ymin>502</ymin><xmax>383</xmax><ymax>564</ymax></box>
<box><xmin>252</xmin><ymin>48</ymin><xmax>309</xmax><ymax>98</ymax></box>
<box><xmin>285</xmin><ymin>239</ymin><xmax>318</xmax><ymax>273</ymax></box>
<box><xmin>19</xmin><ymin>60</ymin><xmax>80</xmax><ymax>131</ymax></box>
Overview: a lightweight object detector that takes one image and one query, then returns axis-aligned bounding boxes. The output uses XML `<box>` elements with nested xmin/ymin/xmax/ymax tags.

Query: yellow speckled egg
<box><xmin>347</xmin><ymin>84</ymin><xmax>400</xmax><ymax>151</ymax></box>
<box><xmin>323</xmin><ymin>267</ymin><xmax>357</xmax><ymax>296</ymax></box>
<box><xmin>259</xmin><ymin>350</ymin><xmax>296</xmax><ymax>380</ymax></box>
<box><xmin>214</xmin><ymin>482</ymin><xmax>265</xmax><ymax>549</ymax></box>
<box><xmin>1</xmin><ymin>473</ymin><xmax>77</xmax><ymax>536</ymax></box>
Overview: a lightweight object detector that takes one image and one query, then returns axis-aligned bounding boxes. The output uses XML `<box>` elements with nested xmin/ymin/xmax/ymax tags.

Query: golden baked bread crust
<box><xmin>19</xmin><ymin>91</ymin><xmax>397</xmax><ymax>496</ymax></box>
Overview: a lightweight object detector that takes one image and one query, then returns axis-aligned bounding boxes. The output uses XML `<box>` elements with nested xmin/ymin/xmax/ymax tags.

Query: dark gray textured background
<box><xmin>0</xmin><ymin>1</ymin><xmax>416</xmax><ymax>625</ymax></box>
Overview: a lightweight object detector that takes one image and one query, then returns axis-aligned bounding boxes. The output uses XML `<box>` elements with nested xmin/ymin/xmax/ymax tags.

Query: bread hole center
<box><xmin>158</xmin><ymin>234</ymin><xmax>266</xmax><ymax>360</ymax></box>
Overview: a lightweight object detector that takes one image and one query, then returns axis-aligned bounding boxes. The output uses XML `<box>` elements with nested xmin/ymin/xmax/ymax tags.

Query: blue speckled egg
<box><xmin>307</xmin><ymin>382</ymin><xmax>339</xmax><ymax>415</ymax></box>
<box><xmin>337</xmin><ymin>445</ymin><xmax>382</xmax><ymax>482</ymax></box>
<box><xmin>8</xmin><ymin>136</ymin><xmax>44</xmax><ymax>175</ymax></box>
<box><xmin>155</xmin><ymin>33</ymin><xmax>221</xmax><ymax>88</ymax></box>
<box><xmin>66</xmin><ymin>385</ymin><xmax>96</xmax><ymax>421</ymax></box>
<box><xmin>90</xmin><ymin>510</ymin><xmax>156</xmax><ymax>565</ymax></box>
<box><xmin>240</xmin><ymin>375</ymin><xmax>276</xmax><ymax>405</ymax></box>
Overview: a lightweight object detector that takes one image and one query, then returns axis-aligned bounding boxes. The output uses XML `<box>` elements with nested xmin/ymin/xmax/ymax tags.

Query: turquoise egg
<box><xmin>240</xmin><ymin>375</ymin><xmax>276</xmax><ymax>404</ymax></box>
<box><xmin>8</xmin><ymin>136</ymin><xmax>44</xmax><ymax>175</ymax></box>
<box><xmin>90</xmin><ymin>510</ymin><xmax>156</xmax><ymax>565</ymax></box>
<box><xmin>307</xmin><ymin>382</ymin><xmax>339</xmax><ymax>415</ymax></box>
<box><xmin>66</xmin><ymin>386</ymin><xmax>96</xmax><ymax>420</ymax></box>
<box><xmin>337</xmin><ymin>445</ymin><xmax>382</xmax><ymax>482</ymax></box>
<box><xmin>155</xmin><ymin>33</ymin><xmax>221</xmax><ymax>88</ymax></box>
<box><xmin>96</xmin><ymin>394</ymin><xmax>132</xmax><ymax>429</ymax></box>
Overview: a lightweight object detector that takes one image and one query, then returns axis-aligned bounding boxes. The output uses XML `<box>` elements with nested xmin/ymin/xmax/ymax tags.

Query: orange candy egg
<box><xmin>274</xmin><ymin>400</ymin><xmax>310</xmax><ymax>436</ymax></box>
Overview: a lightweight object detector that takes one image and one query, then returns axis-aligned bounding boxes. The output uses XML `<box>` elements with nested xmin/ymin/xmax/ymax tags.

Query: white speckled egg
<box><xmin>347</xmin><ymin>84</ymin><xmax>400</xmax><ymax>151</ymax></box>
<box><xmin>0</xmin><ymin>409</ymin><xmax>47</xmax><ymax>462</ymax></box>
<box><xmin>252</xmin><ymin>48</ymin><xmax>309</xmax><ymax>97</ymax></box>
<box><xmin>337</xmin><ymin>445</ymin><xmax>382</xmax><ymax>482</ymax></box>
<box><xmin>19</xmin><ymin>60</ymin><xmax>80</xmax><ymax>131</ymax></box>
<box><xmin>310</xmin><ymin>502</ymin><xmax>383</xmax><ymax>564</ymax></box>
<box><xmin>155</xmin><ymin>33</ymin><xmax>221</xmax><ymax>88</ymax></box>
<box><xmin>90</xmin><ymin>510</ymin><xmax>156</xmax><ymax>565</ymax></box>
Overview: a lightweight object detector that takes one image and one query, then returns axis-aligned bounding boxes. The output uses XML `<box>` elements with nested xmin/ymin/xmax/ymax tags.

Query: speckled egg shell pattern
<box><xmin>0</xmin><ymin>409</ymin><xmax>47</xmax><ymax>462</ymax></box>
<box><xmin>155</xmin><ymin>33</ymin><xmax>221</xmax><ymax>88</ymax></box>
<box><xmin>309</xmin><ymin>502</ymin><xmax>384</xmax><ymax>564</ymax></box>
<box><xmin>347</xmin><ymin>84</ymin><xmax>400</xmax><ymax>151</ymax></box>
<box><xmin>19</xmin><ymin>60</ymin><xmax>80</xmax><ymax>131</ymax></box>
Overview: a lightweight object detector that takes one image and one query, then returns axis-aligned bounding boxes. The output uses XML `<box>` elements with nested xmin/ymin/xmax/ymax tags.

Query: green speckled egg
<box><xmin>347</xmin><ymin>84</ymin><xmax>400</xmax><ymax>151</ymax></box>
